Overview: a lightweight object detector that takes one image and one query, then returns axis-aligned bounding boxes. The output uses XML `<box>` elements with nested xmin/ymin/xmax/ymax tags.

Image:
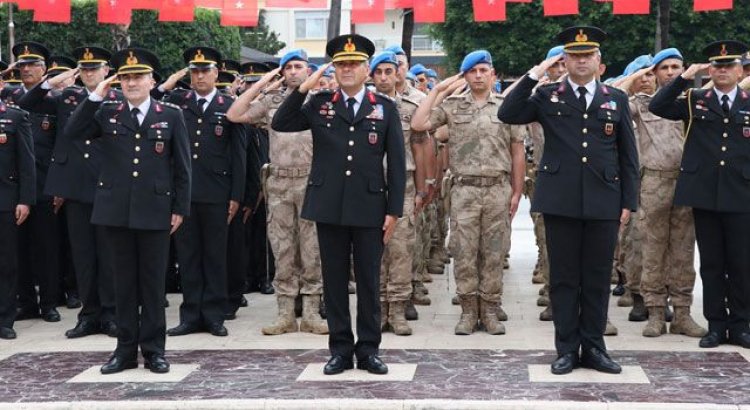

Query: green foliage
<box><xmin>0</xmin><ymin>1</ymin><xmax>242</xmax><ymax>74</ymax></box>
<box><xmin>241</xmin><ymin>11</ymin><xmax>286</xmax><ymax>55</ymax></box>
<box><xmin>430</xmin><ymin>0</ymin><xmax>750</xmax><ymax>78</ymax></box>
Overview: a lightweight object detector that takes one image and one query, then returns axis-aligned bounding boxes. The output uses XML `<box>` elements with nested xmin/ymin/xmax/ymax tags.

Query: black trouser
<box><xmin>105</xmin><ymin>226</ymin><xmax>169</xmax><ymax>360</ymax></box>
<box><xmin>66</xmin><ymin>201</ymin><xmax>115</xmax><ymax>324</ymax></box>
<box><xmin>544</xmin><ymin>214</ymin><xmax>619</xmax><ymax>356</ymax></box>
<box><xmin>58</xmin><ymin>207</ymin><xmax>77</xmax><ymax>301</ymax></box>
<box><xmin>226</xmin><ymin>214</ymin><xmax>248</xmax><ymax>314</ymax></box>
<box><xmin>0</xmin><ymin>212</ymin><xmax>19</xmax><ymax>328</ymax></box>
<box><xmin>174</xmin><ymin>203</ymin><xmax>229</xmax><ymax>327</ymax></box>
<box><xmin>17</xmin><ymin>201</ymin><xmax>59</xmax><ymax>312</ymax></box>
<box><xmin>692</xmin><ymin>208</ymin><xmax>750</xmax><ymax>336</ymax></box>
<box><xmin>247</xmin><ymin>202</ymin><xmax>275</xmax><ymax>289</ymax></box>
<box><xmin>317</xmin><ymin>222</ymin><xmax>383</xmax><ymax>360</ymax></box>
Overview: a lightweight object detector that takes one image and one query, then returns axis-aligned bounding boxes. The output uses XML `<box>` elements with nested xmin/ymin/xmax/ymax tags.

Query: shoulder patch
<box><xmin>373</xmin><ymin>91</ymin><xmax>395</xmax><ymax>102</ymax></box>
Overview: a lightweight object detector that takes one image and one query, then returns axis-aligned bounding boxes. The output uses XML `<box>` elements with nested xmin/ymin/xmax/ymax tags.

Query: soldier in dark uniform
<box><xmin>17</xmin><ymin>46</ymin><xmax>120</xmax><ymax>338</ymax></box>
<box><xmin>165</xmin><ymin>47</ymin><xmax>245</xmax><ymax>338</ymax></box>
<box><xmin>272</xmin><ymin>34</ymin><xmax>406</xmax><ymax>375</ymax></box>
<box><xmin>64</xmin><ymin>48</ymin><xmax>191</xmax><ymax>374</ymax></box>
<box><xmin>9</xmin><ymin>41</ymin><xmax>63</xmax><ymax>323</ymax></box>
<box><xmin>0</xmin><ymin>97</ymin><xmax>36</xmax><ymax>340</ymax></box>
<box><xmin>498</xmin><ymin>26</ymin><xmax>639</xmax><ymax>375</ymax></box>
<box><xmin>649</xmin><ymin>40</ymin><xmax>750</xmax><ymax>350</ymax></box>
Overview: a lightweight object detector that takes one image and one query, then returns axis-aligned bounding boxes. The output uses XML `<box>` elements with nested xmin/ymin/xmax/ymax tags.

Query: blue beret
<box><xmin>409</xmin><ymin>63</ymin><xmax>427</xmax><ymax>76</ymax></box>
<box><xmin>652</xmin><ymin>48</ymin><xmax>683</xmax><ymax>68</ymax></box>
<box><xmin>460</xmin><ymin>50</ymin><xmax>492</xmax><ymax>73</ymax></box>
<box><xmin>494</xmin><ymin>80</ymin><xmax>502</xmax><ymax>93</ymax></box>
<box><xmin>546</xmin><ymin>45</ymin><xmax>564</xmax><ymax>60</ymax></box>
<box><xmin>279</xmin><ymin>48</ymin><xmax>308</xmax><ymax>68</ymax></box>
<box><xmin>369</xmin><ymin>51</ymin><xmax>399</xmax><ymax>76</ymax></box>
<box><xmin>308</xmin><ymin>63</ymin><xmax>319</xmax><ymax>72</ymax></box>
<box><xmin>384</xmin><ymin>45</ymin><xmax>406</xmax><ymax>56</ymax></box>
<box><xmin>406</xmin><ymin>72</ymin><xmax>417</xmax><ymax>82</ymax></box>
<box><xmin>323</xmin><ymin>66</ymin><xmax>335</xmax><ymax>78</ymax></box>
<box><xmin>426</xmin><ymin>69</ymin><xmax>437</xmax><ymax>78</ymax></box>
<box><xmin>623</xmin><ymin>54</ymin><xmax>653</xmax><ymax>76</ymax></box>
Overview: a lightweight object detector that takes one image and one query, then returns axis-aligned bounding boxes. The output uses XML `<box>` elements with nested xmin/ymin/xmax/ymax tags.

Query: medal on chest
<box><xmin>41</xmin><ymin>116</ymin><xmax>51</xmax><ymax>131</ymax></box>
<box><xmin>155</xmin><ymin>141</ymin><xmax>165</xmax><ymax>154</ymax></box>
<box><xmin>0</xmin><ymin>133</ymin><xmax>7</xmax><ymax>144</ymax></box>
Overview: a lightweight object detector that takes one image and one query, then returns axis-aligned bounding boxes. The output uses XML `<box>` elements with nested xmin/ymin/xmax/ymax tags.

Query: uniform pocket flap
<box><xmin>680</xmin><ymin>162</ymin><xmax>699</xmax><ymax>173</ymax></box>
<box><xmin>154</xmin><ymin>181</ymin><xmax>172</xmax><ymax>196</ymax></box>
<box><xmin>604</xmin><ymin>167</ymin><xmax>620</xmax><ymax>182</ymax></box>
<box><xmin>52</xmin><ymin>152</ymin><xmax>68</xmax><ymax>164</ymax></box>
<box><xmin>368</xmin><ymin>179</ymin><xmax>386</xmax><ymax>193</ymax></box>
<box><xmin>539</xmin><ymin>160</ymin><xmax>560</xmax><ymax>174</ymax></box>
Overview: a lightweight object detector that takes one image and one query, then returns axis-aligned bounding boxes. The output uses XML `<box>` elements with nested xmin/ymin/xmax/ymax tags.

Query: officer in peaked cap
<box><xmin>12</xmin><ymin>41</ymin><xmax>51</xmax><ymax>65</ymax></box>
<box><xmin>650</xmin><ymin>39</ymin><xmax>750</xmax><ymax>351</ymax></box>
<box><xmin>46</xmin><ymin>56</ymin><xmax>76</xmax><ymax>78</ymax></box>
<box><xmin>272</xmin><ymin>33</ymin><xmax>405</xmax><ymax>376</ymax></box>
<box><xmin>240</xmin><ymin>62</ymin><xmax>271</xmax><ymax>89</ymax></box>
<box><xmin>499</xmin><ymin>25</ymin><xmax>639</xmax><ymax>375</ymax></box>
<box><xmin>220</xmin><ymin>59</ymin><xmax>241</xmax><ymax>78</ymax></box>
<box><xmin>65</xmin><ymin>46</ymin><xmax>191</xmax><ymax>375</ymax></box>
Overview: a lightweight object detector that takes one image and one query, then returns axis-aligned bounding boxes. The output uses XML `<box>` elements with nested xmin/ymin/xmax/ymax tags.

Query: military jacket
<box><xmin>0</xmin><ymin>101</ymin><xmax>36</xmax><ymax>211</ymax></box>
<box><xmin>630</xmin><ymin>93</ymin><xmax>683</xmax><ymax>171</ymax></box>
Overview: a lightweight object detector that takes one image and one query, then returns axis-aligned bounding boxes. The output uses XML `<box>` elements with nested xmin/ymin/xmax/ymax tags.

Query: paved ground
<box><xmin>1</xmin><ymin>199</ymin><xmax>749</xmax><ymax>409</ymax></box>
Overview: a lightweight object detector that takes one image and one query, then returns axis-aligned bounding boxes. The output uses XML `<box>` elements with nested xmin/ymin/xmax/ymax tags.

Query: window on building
<box><xmin>295</xmin><ymin>11</ymin><xmax>329</xmax><ymax>40</ymax></box>
<box><xmin>412</xmin><ymin>23</ymin><xmax>443</xmax><ymax>51</ymax></box>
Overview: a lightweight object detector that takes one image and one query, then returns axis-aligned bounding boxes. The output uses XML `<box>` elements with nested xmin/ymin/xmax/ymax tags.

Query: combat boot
<box><xmin>539</xmin><ymin>305</ymin><xmax>553</xmax><ymax>321</ymax></box>
<box><xmin>628</xmin><ymin>293</ymin><xmax>648</xmax><ymax>321</ymax></box>
<box><xmin>670</xmin><ymin>307</ymin><xmax>707</xmax><ymax>338</ymax></box>
<box><xmin>480</xmin><ymin>299</ymin><xmax>505</xmax><ymax>335</ymax></box>
<box><xmin>427</xmin><ymin>260</ymin><xmax>444</xmax><ymax>275</ymax></box>
<box><xmin>604</xmin><ymin>319</ymin><xmax>618</xmax><ymax>336</ymax></box>
<box><xmin>420</xmin><ymin>268</ymin><xmax>433</xmax><ymax>283</ymax></box>
<box><xmin>413</xmin><ymin>281</ymin><xmax>429</xmax><ymax>295</ymax></box>
<box><xmin>261</xmin><ymin>296</ymin><xmax>298</xmax><ymax>335</ymax></box>
<box><xmin>388</xmin><ymin>301</ymin><xmax>412</xmax><ymax>336</ymax></box>
<box><xmin>496</xmin><ymin>303</ymin><xmax>508</xmax><ymax>321</ymax></box>
<box><xmin>537</xmin><ymin>294</ymin><xmax>549</xmax><ymax>307</ymax></box>
<box><xmin>642</xmin><ymin>307</ymin><xmax>666</xmax><ymax>337</ymax></box>
<box><xmin>617</xmin><ymin>289</ymin><xmax>633</xmax><ymax>307</ymax></box>
<box><xmin>665</xmin><ymin>305</ymin><xmax>674</xmax><ymax>322</ymax></box>
<box><xmin>299</xmin><ymin>295</ymin><xmax>328</xmax><ymax>334</ymax></box>
<box><xmin>404</xmin><ymin>300</ymin><xmax>419</xmax><ymax>321</ymax></box>
<box><xmin>451</xmin><ymin>294</ymin><xmax>460</xmax><ymax>305</ymax></box>
<box><xmin>454</xmin><ymin>295</ymin><xmax>478</xmax><ymax>335</ymax></box>
<box><xmin>412</xmin><ymin>288</ymin><xmax>431</xmax><ymax>306</ymax></box>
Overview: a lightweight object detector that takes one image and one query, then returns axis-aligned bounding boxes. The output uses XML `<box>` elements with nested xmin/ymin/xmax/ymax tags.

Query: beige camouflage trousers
<box><xmin>413</xmin><ymin>207</ymin><xmax>430</xmax><ymax>281</ymax></box>
<box><xmin>525</xmin><ymin>172</ymin><xmax>549</xmax><ymax>283</ymax></box>
<box><xmin>618</xmin><ymin>212</ymin><xmax>642</xmax><ymax>294</ymax></box>
<box><xmin>266</xmin><ymin>174</ymin><xmax>323</xmax><ymax>297</ymax></box>
<box><xmin>381</xmin><ymin>175</ymin><xmax>417</xmax><ymax>302</ymax></box>
<box><xmin>449</xmin><ymin>177</ymin><xmax>512</xmax><ymax>303</ymax></box>
<box><xmin>639</xmin><ymin>172</ymin><xmax>697</xmax><ymax>307</ymax></box>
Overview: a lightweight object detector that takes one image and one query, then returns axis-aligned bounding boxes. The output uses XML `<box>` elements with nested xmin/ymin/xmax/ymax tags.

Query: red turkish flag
<box><xmin>694</xmin><ymin>0</ymin><xmax>732</xmax><ymax>11</ymax></box>
<box><xmin>543</xmin><ymin>0</ymin><xmax>577</xmax><ymax>16</ymax></box>
<box><xmin>384</xmin><ymin>0</ymin><xmax>412</xmax><ymax>7</ymax></box>
<box><xmin>413</xmin><ymin>0</ymin><xmax>444</xmax><ymax>22</ymax></box>
<box><xmin>132</xmin><ymin>0</ymin><xmax>158</xmax><ymax>8</ymax></box>
<box><xmin>473</xmin><ymin>0</ymin><xmax>506</xmax><ymax>22</ymax></box>
<box><xmin>159</xmin><ymin>0</ymin><xmax>195</xmax><ymax>21</ymax></box>
<box><xmin>612</xmin><ymin>0</ymin><xmax>648</xmax><ymax>14</ymax></box>
<box><xmin>15</xmin><ymin>0</ymin><xmax>35</xmax><ymax>9</ymax></box>
<box><xmin>220</xmin><ymin>0</ymin><xmax>258</xmax><ymax>26</ymax></box>
<box><xmin>195</xmin><ymin>0</ymin><xmax>221</xmax><ymax>7</ymax></box>
<box><xmin>352</xmin><ymin>0</ymin><xmax>385</xmax><ymax>23</ymax></box>
<box><xmin>264</xmin><ymin>0</ymin><xmax>327</xmax><ymax>8</ymax></box>
<box><xmin>33</xmin><ymin>0</ymin><xmax>71</xmax><ymax>22</ymax></box>
<box><xmin>98</xmin><ymin>0</ymin><xmax>134</xmax><ymax>24</ymax></box>
<box><xmin>506</xmin><ymin>0</ymin><xmax>530</xmax><ymax>2</ymax></box>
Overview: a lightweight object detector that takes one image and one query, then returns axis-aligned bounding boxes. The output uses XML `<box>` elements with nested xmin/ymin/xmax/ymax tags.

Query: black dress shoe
<box><xmin>728</xmin><ymin>331</ymin><xmax>750</xmax><ymax>349</ymax></box>
<box><xmin>240</xmin><ymin>296</ymin><xmax>248</xmax><ymax>307</ymax></box>
<box><xmin>580</xmin><ymin>347</ymin><xmax>622</xmax><ymax>374</ymax></box>
<box><xmin>144</xmin><ymin>354</ymin><xmax>170</xmax><ymax>373</ymax></box>
<box><xmin>224</xmin><ymin>311</ymin><xmax>237</xmax><ymax>321</ymax></box>
<box><xmin>551</xmin><ymin>352</ymin><xmax>579</xmax><ymax>375</ymax></box>
<box><xmin>699</xmin><ymin>331</ymin><xmax>727</xmax><ymax>348</ymax></box>
<box><xmin>612</xmin><ymin>283</ymin><xmax>625</xmax><ymax>296</ymax></box>
<box><xmin>323</xmin><ymin>355</ymin><xmax>353</xmax><ymax>375</ymax></box>
<box><xmin>260</xmin><ymin>281</ymin><xmax>275</xmax><ymax>295</ymax></box>
<box><xmin>65</xmin><ymin>321</ymin><xmax>100</xmax><ymax>338</ymax></box>
<box><xmin>41</xmin><ymin>308</ymin><xmax>61</xmax><ymax>322</ymax></box>
<box><xmin>101</xmin><ymin>321</ymin><xmax>118</xmax><ymax>338</ymax></box>
<box><xmin>207</xmin><ymin>323</ymin><xmax>228</xmax><ymax>337</ymax></box>
<box><xmin>15</xmin><ymin>307</ymin><xmax>41</xmax><ymax>321</ymax></box>
<box><xmin>66</xmin><ymin>293</ymin><xmax>82</xmax><ymax>309</ymax></box>
<box><xmin>356</xmin><ymin>355</ymin><xmax>389</xmax><ymax>375</ymax></box>
<box><xmin>100</xmin><ymin>355</ymin><xmax>138</xmax><ymax>374</ymax></box>
<box><xmin>0</xmin><ymin>327</ymin><xmax>16</xmax><ymax>340</ymax></box>
<box><xmin>167</xmin><ymin>323</ymin><xmax>201</xmax><ymax>336</ymax></box>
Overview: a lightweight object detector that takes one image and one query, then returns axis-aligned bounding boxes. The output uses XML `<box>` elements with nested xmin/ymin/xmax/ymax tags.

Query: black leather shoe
<box><xmin>728</xmin><ymin>331</ymin><xmax>750</xmax><ymax>349</ymax></box>
<box><xmin>65</xmin><ymin>321</ymin><xmax>100</xmax><ymax>338</ymax></box>
<box><xmin>240</xmin><ymin>296</ymin><xmax>248</xmax><ymax>307</ymax></box>
<box><xmin>66</xmin><ymin>293</ymin><xmax>82</xmax><ymax>309</ymax></box>
<box><xmin>551</xmin><ymin>352</ymin><xmax>579</xmax><ymax>375</ymax></box>
<box><xmin>260</xmin><ymin>281</ymin><xmax>275</xmax><ymax>295</ymax></box>
<box><xmin>207</xmin><ymin>323</ymin><xmax>228</xmax><ymax>337</ymax></box>
<box><xmin>100</xmin><ymin>355</ymin><xmax>138</xmax><ymax>374</ymax></box>
<box><xmin>611</xmin><ymin>283</ymin><xmax>625</xmax><ymax>296</ymax></box>
<box><xmin>101</xmin><ymin>321</ymin><xmax>118</xmax><ymax>338</ymax></box>
<box><xmin>580</xmin><ymin>348</ymin><xmax>621</xmax><ymax>374</ymax></box>
<box><xmin>356</xmin><ymin>355</ymin><xmax>389</xmax><ymax>375</ymax></box>
<box><xmin>15</xmin><ymin>307</ymin><xmax>41</xmax><ymax>321</ymax></box>
<box><xmin>225</xmin><ymin>311</ymin><xmax>237</xmax><ymax>321</ymax></box>
<box><xmin>41</xmin><ymin>308</ymin><xmax>61</xmax><ymax>322</ymax></box>
<box><xmin>699</xmin><ymin>331</ymin><xmax>727</xmax><ymax>348</ymax></box>
<box><xmin>167</xmin><ymin>323</ymin><xmax>201</xmax><ymax>336</ymax></box>
<box><xmin>0</xmin><ymin>327</ymin><xmax>16</xmax><ymax>340</ymax></box>
<box><xmin>323</xmin><ymin>355</ymin><xmax>353</xmax><ymax>375</ymax></box>
<box><xmin>144</xmin><ymin>354</ymin><xmax>170</xmax><ymax>373</ymax></box>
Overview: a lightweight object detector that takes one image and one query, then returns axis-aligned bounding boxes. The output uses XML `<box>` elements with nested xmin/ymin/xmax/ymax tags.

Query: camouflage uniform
<box><xmin>630</xmin><ymin>94</ymin><xmax>704</xmax><ymax>337</ymax></box>
<box><xmin>429</xmin><ymin>92</ymin><xmax>523</xmax><ymax>334</ymax></box>
<box><xmin>245</xmin><ymin>88</ymin><xmax>326</xmax><ymax>335</ymax></box>
<box><xmin>527</xmin><ymin>123</ymin><xmax>549</xmax><ymax>287</ymax></box>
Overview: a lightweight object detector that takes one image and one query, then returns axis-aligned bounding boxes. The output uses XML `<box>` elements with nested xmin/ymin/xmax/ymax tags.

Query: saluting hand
<box><xmin>170</xmin><ymin>214</ymin><xmax>183</xmax><ymax>235</ymax></box>
<box><xmin>93</xmin><ymin>74</ymin><xmax>118</xmax><ymax>99</ymax></box>
<box><xmin>382</xmin><ymin>214</ymin><xmax>398</xmax><ymax>244</ymax></box>
<box><xmin>298</xmin><ymin>63</ymin><xmax>331</xmax><ymax>94</ymax></box>
<box><xmin>161</xmin><ymin>68</ymin><xmax>189</xmax><ymax>92</ymax></box>
<box><xmin>530</xmin><ymin>54</ymin><xmax>564</xmax><ymax>80</ymax></box>
<box><xmin>433</xmin><ymin>73</ymin><xmax>463</xmax><ymax>94</ymax></box>
<box><xmin>681</xmin><ymin>63</ymin><xmax>711</xmax><ymax>80</ymax></box>
<box><xmin>48</xmin><ymin>68</ymin><xmax>79</xmax><ymax>89</ymax></box>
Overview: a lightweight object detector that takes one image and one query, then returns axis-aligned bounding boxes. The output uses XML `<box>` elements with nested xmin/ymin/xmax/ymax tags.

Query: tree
<box><xmin>241</xmin><ymin>11</ymin><xmax>286</xmax><ymax>55</ymax></box>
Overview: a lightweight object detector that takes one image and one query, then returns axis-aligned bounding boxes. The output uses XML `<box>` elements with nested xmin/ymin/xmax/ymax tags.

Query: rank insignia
<box><xmin>550</xmin><ymin>93</ymin><xmax>559</xmax><ymax>103</ymax></box>
<box><xmin>604</xmin><ymin>123</ymin><xmax>614</xmax><ymax>136</ymax></box>
<box><xmin>215</xmin><ymin>124</ymin><xmax>224</xmax><ymax>137</ymax></box>
<box><xmin>744</xmin><ymin>127</ymin><xmax>750</xmax><ymax>138</ymax></box>
<box><xmin>0</xmin><ymin>133</ymin><xmax>6</xmax><ymax>144</ymax></box>
<box><xmin>368</xmin><ymin>132</ymin><xmax>378</xmax><ymax>145</ymax></box>
<box><xmin>41</xmin><ymin>118</ymin><xmax>50</xmax><ymax>131</ymax></box>
<box><xmin>155</xmin><ymin>141</ymin><xmax>165</xmax><ymax>154</ymax></box>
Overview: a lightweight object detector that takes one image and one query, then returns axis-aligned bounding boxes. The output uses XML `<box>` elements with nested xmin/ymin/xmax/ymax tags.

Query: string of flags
<box><xmin>8</xmin><ymin>0</ymin><xmax>736</xmax><ymax>26</ymax></box>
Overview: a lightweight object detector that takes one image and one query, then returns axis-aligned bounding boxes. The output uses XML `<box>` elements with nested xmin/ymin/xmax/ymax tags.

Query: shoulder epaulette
<box><xmin>158</xmin><ymin>101</ymin><xmax>181</xmax><ymax>110</ymax></box>
<box><xmin>372</xmin><ymin>91</ymin><xmax>395</xmax><ymax>102</ymax></box>
<box><xmin>102</xmin><ymin>100</ymin><xmax>122</xmax><ymax>105</ymax></box>
<box><xmin>310</xmin><ymin>88</ymin><xmax>335</xmax><ymax>96</ymax></box>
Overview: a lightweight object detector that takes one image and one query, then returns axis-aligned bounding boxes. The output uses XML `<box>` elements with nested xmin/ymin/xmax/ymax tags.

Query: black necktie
<box><xmin>347</xmin><ymin>97</ymin><xmax>356</xmax><ymax>122</ymax></box>
<box><xmin>197</xmin><ymin>98</ymin><xmax>207</xmax><ymax>113</ymax></box>
<box><xmin>577</xmin><ymin>86</ymin><xmax>587</xmax><ymax>110</ymax></box>
<box><xmin>721</xmin><ymin>95</ymin><xmax>730</xmax><ymax>114</ymax></box>
<box><xmin>130</xmin><ymin>107</ymin><xmax>140</xmax><ymax>126</ymax></box>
